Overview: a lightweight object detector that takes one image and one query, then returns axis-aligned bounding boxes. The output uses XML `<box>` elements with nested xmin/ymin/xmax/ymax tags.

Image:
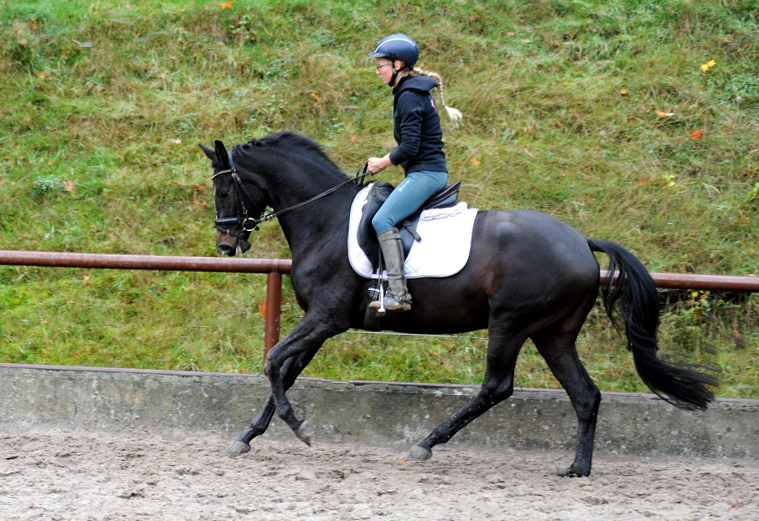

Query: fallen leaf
<box><xmin>350</xmin><ymin>135</ymin><xmax>357</xmax><ymax>142</ymax></box>
<box><xmin>470</xmin><ymin>157</ymin><xmax>480</xmax><ymax>166</ymax></box>
<box><xmin>48</xmin><ymin>160</ymin><xmax>55</xmax><ymax>166</ymax></box>
<box><xmin>169</xmin><ymin>138</ymin><xmax>182</xmax><ymax>144</ymax></box>
<box><xmin>523</xmin><ymin>148</ymin><xmax>536</xmax><ymax>158</ymax></box>
<box><xmin>620</xmin><ymin>89</ymin><xmax>628</xmax><ymax>95</ymax></box>
<box><xmin>39</xmin><ymin>72</ymin><xmax>46</xmax><ymax>79</ymax></box>
<box><xmin>638</xmin><ymin>176</ymin><xmax>652</xmax><ymax>185</ymax></box>
<box><xmin>194</xmin><ymin>200</ymin><xmax>207</xmax><ymax>207</ymax></box>
<box><xmin>700</xmin><ymin>59</ymin><xmax>717</xmax><ymax>72</ymax></box>
<box><xmin>258</xmin><ymin>301</ymin><xmax>267</xmax><ymax>318</ymax></box>
<box><xmin>626</xmin><ymin>115</ymin><xmax>635</xmax><ymax>122</ymax></box>
<box><xmin>72</xmin><ymin>40</ymin><xmax>95</xmax><ymax>48</ymax></box>
<box><xmin>656</xmin><ymin>110</ymin><xmax>674</xmax><ymax>117</ymax></box>
<box><xmin>219</xmin><ymin>0</ymin><xmax>233</xmax><ymax>8</ymax></box>
<box><xmin>689</xmin><ymin>128</ymin><xmax>704</xmax><ymax>140</ymax></box>
<box><xmin>83</xmin><ymin>275</ymin><xmax>90</xmax><ymax>282</ymax></box>
<box><xmin>398</xmin><ymin>459</ymin><xmax>406</xmax><ymax>465</ymax></box>
<box><xmin>191</xmin><ymin>183</ymin><xmax>205</xmax><ymax>190</ymax></box>
<box><xmin>63</xmin><ymin>181</ymin><xmax>74</xmax><ymax>192</ymax></box>
<box><xmin>169</xmin><ymin>180</ymin><xmax>185</xmax><ymax>185</ymax></box>
<box><xmin>311</xmin><ymin>92</ymin><xmax>320</xmax><ymax>103</ymax></box>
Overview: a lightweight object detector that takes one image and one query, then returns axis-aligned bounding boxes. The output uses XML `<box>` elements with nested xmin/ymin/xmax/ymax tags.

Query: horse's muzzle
<box><xmin>216</xmin><ymin>230</ymin><xmax>251</xmax><ymax>256</ymax></box>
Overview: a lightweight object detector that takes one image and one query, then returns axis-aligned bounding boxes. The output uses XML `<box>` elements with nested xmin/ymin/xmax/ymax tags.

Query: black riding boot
<box><xmin>369</xmin><ymin>228</ymin><xmax>412</xmax><ymax>314</ymax></box>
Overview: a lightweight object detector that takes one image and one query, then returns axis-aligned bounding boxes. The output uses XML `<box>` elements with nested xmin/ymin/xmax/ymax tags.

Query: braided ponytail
<box><xmin>413</xmin><ymin>67</ymin><xmax>463</xmax><ymax>121</ymax></box>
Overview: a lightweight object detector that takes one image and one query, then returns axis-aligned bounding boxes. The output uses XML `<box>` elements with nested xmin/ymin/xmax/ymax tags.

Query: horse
<box><xmin>200</xmin><ymin>131</ymin><xmax>717</xmax><ymax>477</ymax></box>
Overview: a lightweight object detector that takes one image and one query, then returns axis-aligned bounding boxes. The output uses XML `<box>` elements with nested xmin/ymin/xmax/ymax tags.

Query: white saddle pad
<box><xmin>347</xmin><ymin>184</ymin><xmax>479</xmax><ymax>279</ymax></box>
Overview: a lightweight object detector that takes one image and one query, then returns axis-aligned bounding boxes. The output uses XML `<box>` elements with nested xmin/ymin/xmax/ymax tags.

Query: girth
<box><xmin>357</xmin><ymin>181</ymin><xmax>461</xmax><ymax>271</ymax></box>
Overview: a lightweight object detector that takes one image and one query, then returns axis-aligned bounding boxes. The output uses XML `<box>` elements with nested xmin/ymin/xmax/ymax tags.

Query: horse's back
<box><xmin>470</xmin><ymin>209</ymin><xmax>600</xmax><ymax>302</ymax></box>
<box><xmin>375</xmin><ymin>209</ymin><xmax>600</xmax><ymax>334</ymax></box>
<box><xmin>475</xmin><ymin>208</ymin><xmax>593</xmax><ymax>259</ymax></box>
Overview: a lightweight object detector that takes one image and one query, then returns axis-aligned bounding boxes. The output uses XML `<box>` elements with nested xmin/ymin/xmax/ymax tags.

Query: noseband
<box><xmin>212</xmin><ymin>153</ymin><xmax>371</xmax><ymax>237</ymax></box>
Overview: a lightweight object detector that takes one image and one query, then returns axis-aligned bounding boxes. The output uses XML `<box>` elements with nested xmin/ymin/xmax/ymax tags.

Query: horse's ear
<box><xmin>214</xmin><ymin>140</ymin><xmax>230</xmax><ymax>169</ymax></box>
<box><xmin>199</xmin><ymin>143</ymin><xmax>215</xmax><ymax>162</ymax></box>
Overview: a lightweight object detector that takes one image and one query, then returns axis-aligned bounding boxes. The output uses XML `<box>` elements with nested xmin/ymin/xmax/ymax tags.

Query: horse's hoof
<box><xmin>226</xmin><ymin>440</ymin><xmax>251</xmax><ymax>456</ymax></box>
<box><xmin>554</xmin><ymin>466</ymin><xmax>589</xmax><ymax>478</ymax></box>
<box><xmin>296</xmin><ymin>421</ymin><xmax>312</xmax><ymax>446</ymax></box>
<box><xmin>408</xmin><ymin>444</ymin><xmax>432</xmax><ymax>461</ymax></box>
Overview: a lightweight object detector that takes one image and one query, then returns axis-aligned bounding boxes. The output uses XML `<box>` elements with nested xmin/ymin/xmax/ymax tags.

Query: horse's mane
<box><xmin>242</xmin><ymin>131</ymin><xmax>347</xmax><ymax>179</ymax></box>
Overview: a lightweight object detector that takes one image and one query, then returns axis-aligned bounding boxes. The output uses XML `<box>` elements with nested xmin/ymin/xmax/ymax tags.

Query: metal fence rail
<box><xmin>1</xmin><ymin>250</ymin><xmax>757</xmax><ymax>355</ymax></box>
<box><xmin>0</xmin><ymin>250</ymin><xmax>291</xmax><ymax>353</ymax></box>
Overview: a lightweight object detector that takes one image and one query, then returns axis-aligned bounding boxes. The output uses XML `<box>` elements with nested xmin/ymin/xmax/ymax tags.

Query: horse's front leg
<box><xmin>264</xmin><ymin>312</ymin><xmax>346</xmax><ymax>446</ymax></box>
<box><xmin>227</xmin><ymin>347</ymin><xmax>320</xmax><ymax>455</ymax></box>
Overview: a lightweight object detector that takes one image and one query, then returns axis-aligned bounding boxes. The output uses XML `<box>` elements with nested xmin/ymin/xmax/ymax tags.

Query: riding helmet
<box><xmin>368</xmin><ymin>33</ymin><xmax>419</xmax><ymax>69</ymax></box>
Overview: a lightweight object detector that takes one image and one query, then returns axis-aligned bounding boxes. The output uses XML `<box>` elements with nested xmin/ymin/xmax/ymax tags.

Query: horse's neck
<box><xmin>266</xmin><ymin>167</ymin><xmax>358</xmax><ymax>256</ymax></box>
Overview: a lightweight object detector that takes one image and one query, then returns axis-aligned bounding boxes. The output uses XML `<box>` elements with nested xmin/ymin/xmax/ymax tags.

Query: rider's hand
<box><xmin>367</xmin><ymin>155</ymin><xmax>391</xmax><ymax>175</ymax></box>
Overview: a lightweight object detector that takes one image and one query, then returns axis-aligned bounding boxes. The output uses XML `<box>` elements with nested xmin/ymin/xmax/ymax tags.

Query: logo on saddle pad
<box><xmin>348</xmin><ymin>183</ymin><xmax>478</xmax><ymax>279</ymax></box>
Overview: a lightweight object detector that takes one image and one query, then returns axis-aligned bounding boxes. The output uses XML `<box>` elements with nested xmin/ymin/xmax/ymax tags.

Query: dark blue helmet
<box><xmin>368</xmin><ymin>33</ymin><xmax>419</xmax><ymax>69</ymax></box>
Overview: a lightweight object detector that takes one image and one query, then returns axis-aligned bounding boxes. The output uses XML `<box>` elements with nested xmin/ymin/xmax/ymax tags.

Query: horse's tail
<box><xmin>587</xmin><ymin>238</ymin><xmax>718</xmax><ymax>411</ymax></box>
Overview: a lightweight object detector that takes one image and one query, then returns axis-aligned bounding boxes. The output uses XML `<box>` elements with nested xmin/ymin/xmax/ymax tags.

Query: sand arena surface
<box><xmin>0</xmin><ymin>426</ymin><xmax>757</xmax><ymax>520</ymax></box>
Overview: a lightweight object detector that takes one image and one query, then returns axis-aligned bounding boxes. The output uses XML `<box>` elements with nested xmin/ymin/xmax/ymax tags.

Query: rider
<box><xmin>366</xmin><ymin>33</ymin><xmax>461</xmax><ymax>313</ymax></box>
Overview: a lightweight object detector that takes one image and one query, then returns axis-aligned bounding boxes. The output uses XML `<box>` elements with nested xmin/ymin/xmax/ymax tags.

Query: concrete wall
<box><xmin>1</xmin><ymin>364</ymin><xmax>757</xmax><ymax>459</ymax></box>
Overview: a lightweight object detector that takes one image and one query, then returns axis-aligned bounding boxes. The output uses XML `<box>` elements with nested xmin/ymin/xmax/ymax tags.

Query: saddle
<box><xmin>357</xmin><ymin>181</ymin><xmax>461</xmax><ymax>271</ymax></box>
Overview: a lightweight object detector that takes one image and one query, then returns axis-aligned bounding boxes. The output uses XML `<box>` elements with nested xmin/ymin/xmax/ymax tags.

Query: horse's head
<box><xmin>200</xmin><ymin>140</ymin><xmax>270</xmax><ymax>256</ymax></box>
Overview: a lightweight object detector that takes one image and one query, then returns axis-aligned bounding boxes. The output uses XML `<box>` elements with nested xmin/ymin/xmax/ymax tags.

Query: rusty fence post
<box><xmin>265</xmin><ymin>271</ymin><xmax>283</xmax><ymax>360</ymax></box>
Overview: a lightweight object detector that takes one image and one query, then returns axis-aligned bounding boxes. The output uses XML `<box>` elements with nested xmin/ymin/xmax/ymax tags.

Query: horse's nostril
<box><xmin>217</xmin><ymin>244</ymin><xmax>233</xmax><ymax>256</ymax></box>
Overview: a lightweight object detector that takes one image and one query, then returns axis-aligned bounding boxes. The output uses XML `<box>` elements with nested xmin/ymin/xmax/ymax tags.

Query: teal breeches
<box><xmin>371</xmin><ymin>170</ymin><xmax>448</xmax><ymax>235</ymax></box>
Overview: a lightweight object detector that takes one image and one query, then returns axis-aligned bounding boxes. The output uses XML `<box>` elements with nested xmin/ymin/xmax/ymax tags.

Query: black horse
<box><xmin>200</xmin><ymin>131</ymin><xmax>716</xmax><ymax>477</ymax></box>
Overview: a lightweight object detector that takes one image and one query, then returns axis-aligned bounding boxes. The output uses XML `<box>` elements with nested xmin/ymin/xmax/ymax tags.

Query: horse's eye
<box><xmin>218</xmin><ymin>190</ymin><xmax>230</xmax><ymax>199</ymax></box>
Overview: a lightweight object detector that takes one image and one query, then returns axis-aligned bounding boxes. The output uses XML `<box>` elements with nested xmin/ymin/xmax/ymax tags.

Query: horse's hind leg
<box><xmin>409</xmin><ymin>327</ymin><xmax>527</xmax><ymax>461</ymax></box>
<box><xmin>531</xmin><ymin>324</ymin><xmax>601</xmax><ymax>477</ymax></box>
<box><xmin>227</xmin><ymin>347</ymin><xmax>320</xmax><ymax>455</ymax></box>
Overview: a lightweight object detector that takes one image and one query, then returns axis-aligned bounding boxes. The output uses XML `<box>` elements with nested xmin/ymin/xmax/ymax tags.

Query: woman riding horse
<box><xmin>366</xmin><ymin>33</ymin><xmax>461</xmax><ymax>313</ymax></box>
<box><xmin>202</xmin><ymin>131</ymin><xmax>717</xmax><ymax>477</ymax></box>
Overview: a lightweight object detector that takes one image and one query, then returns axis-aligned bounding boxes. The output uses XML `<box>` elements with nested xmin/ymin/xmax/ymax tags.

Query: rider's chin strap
<box><xmin>389</xmin><ymin>64</ymin><xmax>410</xmax><ymax>88</ymax></box>
<box><xmin>388</xmin><ymin>69</ymin><xmax>399</xmax><ymax>88</ymax></box>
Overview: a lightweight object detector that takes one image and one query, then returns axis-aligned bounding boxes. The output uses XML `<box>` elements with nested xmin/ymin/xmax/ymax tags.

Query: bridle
<box><xmin>211</xmin><ymin>152</ymin><xmax>262</xmax><ymax>235</ymax></box>
<box><xmin>211</xmin><ymin>151</ymin><xmax>371</xmax><ymax>237</ymax></box>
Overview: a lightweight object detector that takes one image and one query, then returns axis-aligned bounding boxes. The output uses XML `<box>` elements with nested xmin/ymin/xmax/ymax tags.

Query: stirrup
<box><xmin>369</xmin><ymin>291</ymin><xmax>411</xmax><ymax>314</ymax></box>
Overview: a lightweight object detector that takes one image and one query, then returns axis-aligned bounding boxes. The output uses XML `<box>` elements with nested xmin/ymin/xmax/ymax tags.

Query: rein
<box><xmin>213</xmin><ymin>157</ymin><xmax>371</xmax><ymax>234</ymax></box>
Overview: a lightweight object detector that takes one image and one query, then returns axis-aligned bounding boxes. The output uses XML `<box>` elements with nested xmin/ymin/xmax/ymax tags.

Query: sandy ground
<box><xmin>0</xmin><ymin>426</ymin><xmax>757</xmax><ymax>521</ymax></box>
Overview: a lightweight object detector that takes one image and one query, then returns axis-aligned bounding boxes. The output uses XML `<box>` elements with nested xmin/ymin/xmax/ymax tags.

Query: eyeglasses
<box><xmin>376</xmin><ymin>63</ymin><xmax>392</xmax><ymax>71</ymax></box>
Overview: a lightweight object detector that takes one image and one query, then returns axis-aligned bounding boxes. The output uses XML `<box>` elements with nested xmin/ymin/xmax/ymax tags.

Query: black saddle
<box><xmin>357</xmin><ymin>181</ymin><xmax>461</xmax><ymax>271</ymax></box>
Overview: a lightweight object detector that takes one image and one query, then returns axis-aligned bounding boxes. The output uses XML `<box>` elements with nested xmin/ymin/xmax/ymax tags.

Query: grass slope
<box><xmin>1</xmin><ymin>0</ymin><xmax>757</xmax><ymax>397</ymax></box>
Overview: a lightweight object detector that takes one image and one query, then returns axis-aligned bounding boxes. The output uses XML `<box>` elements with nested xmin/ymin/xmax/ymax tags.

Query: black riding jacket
<box><xmin>388</xmin><ymin>75</ymin><xmax>448</xmax><ymax>174</ymax></box>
